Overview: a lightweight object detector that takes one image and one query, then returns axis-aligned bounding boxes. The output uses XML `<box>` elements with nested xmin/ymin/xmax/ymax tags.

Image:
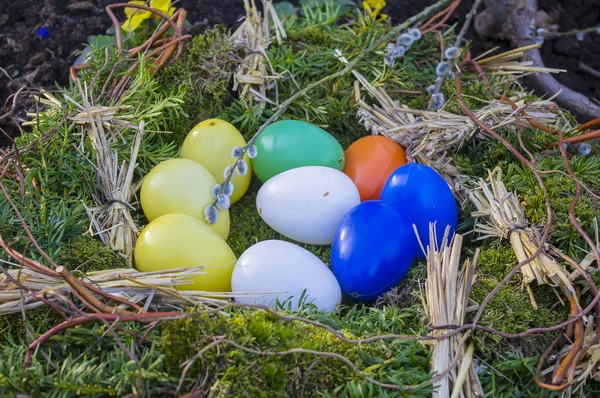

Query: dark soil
<box><xmin>1</xmin><ymin>0</ymin><xmax>599</xmax><ymax>146</ymax></box>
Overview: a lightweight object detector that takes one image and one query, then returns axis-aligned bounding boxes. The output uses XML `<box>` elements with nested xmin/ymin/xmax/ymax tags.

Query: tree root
<box><xmin>475</xmin><ymin>0</ymin><xmax>600</xmax><ymax>121</ymax></box>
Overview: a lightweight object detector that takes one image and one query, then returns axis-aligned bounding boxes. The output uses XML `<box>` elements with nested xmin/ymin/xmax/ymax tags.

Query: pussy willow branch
<box><xmin>212</xmin><ymin>0</ymin><xmax>454</xmax><ymax>209</ymax></box>
<box><xmin>545</xmin><ymin>25</ymin><xmax>600</xmax><ymax>39</ymax></box>
<box><xmin>428</xmin><ymin>0</ymin><xmax>484</xmax><ymax>110</ymax></box>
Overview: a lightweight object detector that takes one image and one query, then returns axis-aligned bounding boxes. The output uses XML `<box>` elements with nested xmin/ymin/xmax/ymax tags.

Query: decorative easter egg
<box><xmin>231</xmin><ymin>240</ymin><xmax>341</xmax><ymax>312</ymax></box>
<box><xmin>140</xmin><ymin>158</ymin><xmax>230</xmax><ymax>239</ymax></box>
<box><xmin>380</xmin><ymin>163</ymin><xmax>458</xmax><ymax>255</ymax></box>
<box><xmin>256</xmin><ymin>166</ymin><xmax>360</xmax><ymax>245</ymax></box>
<box><xmin>134</xmin><ymin>213</ymin><xmax>236</xmax><ymax>292</ymax></box>
<box><xmin>343</xmin><ymin>135</ymin><xmax>407</xmax><ymax>201</ymax></box>
<box><xmin>252</xmin><ymin>120</ymin><xmax>345</xmax><ymax>183</ymax></box>
<box><xmin>331</xmin><ymin>201</ymin><xmax>417</xmax><ymax>302</ymax></box>
<box><xmin>180</xmin><ymin>119</ymin><xmax>252</xmax><ymax>204</ymax></box>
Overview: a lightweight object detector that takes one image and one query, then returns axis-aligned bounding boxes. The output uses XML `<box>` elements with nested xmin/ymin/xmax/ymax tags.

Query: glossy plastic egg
<box><xmin>331</xmin><ymin>201</ymin><xmax>417</xmax><ymax>302</ymax></box>
<box><xmin>180</xmin><ymin>119</ymin><xmax>252</xmax><ymax>204</ymax></box>
<box><xmin>343</xmin><ymin>135</ymin><xmax>407</xmax><ymax>201</ymax></box>
<box><xmin>134</xmin><ymin>214</ymin><xmax>236</xmax><ymax>292</ymax></box>
<box><xmin>231</xmin><ymin>240</ymin><xmax>341</xmax><ymax>312</ymax></box>
<box><xmin>140</xmin><ymin>158</ymin><xmax>230</xmax><ymax>239</ymax></box>
<box><xmin>252</xmin><ymin>120</ymin><xmax>345</xmax><ymax>183</ymax></box>
<box><xmin>256</xmin><ymin>166</ymin><xmax>360</xmax><ymax>245</ymax></box>
<box><xmin>380</xmin><ymin>163</ymin><xmax>458</xmax><ymax>255</ymax></box>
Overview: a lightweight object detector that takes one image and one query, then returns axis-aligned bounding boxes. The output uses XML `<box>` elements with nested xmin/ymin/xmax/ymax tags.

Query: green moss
<box><xmin>468</xmin><ymin>245</ymin><xmax>567</xmax><ymax>356</ymax></box>
<box><xmin>0</xmin><ymin>308</ymin><xmax>63</xmax><ymax>341</ymax></box>
<box><xmin>157</xmin><ymin>26</ymin><xmax>236</xmax><ymax>140</ymax></box>
<box><xmin>287</xmin><ymin>25</ymin><xmax>336</xmax><ymax>47</ymax></box>
<box><xmin>505</xmin><ymin>159</ymin><xmax>600</xmax><ymax>260</ymax></box>
<box><xmin>59</xmin><ymin>235</ymin><xmax>128</xmax><ymax>274</ymax></box>
<box><xmin>160</xmin><ymin>308</ymin><xmax>433</xmax><ymax>397</ymax></box>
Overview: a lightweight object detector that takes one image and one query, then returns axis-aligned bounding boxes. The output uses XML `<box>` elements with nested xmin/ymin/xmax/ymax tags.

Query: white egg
<box><xmin>256</xmin><ymin>166</ymin><xmax>360</xmax><ymax>245</ymax></box>
<box><xmin>231</xmin><ymin>240</ymin><xmax>341</xmax><ymax>312</ymax></box>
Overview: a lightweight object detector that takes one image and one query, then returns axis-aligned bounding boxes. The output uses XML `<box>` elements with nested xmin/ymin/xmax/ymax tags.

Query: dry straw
<box><xmin>474</xmin><ymin>44</ymin><xmax>566</xmax><ymax>76</ymax></box>
<box><xmin>230</xmin><ymin>0</ymin><xmax>286</xmax><ymax>108</ymax></box>
<box><xmin>352</xmin><ymin>70</ymin><xmax>557</xmax><ymax>204</ymax></box>
<box><xmin>469</xmin><ymin>167</ymin><xmax>575</xmax><ymax>308</ymax></box>
<box><xmin>70</xmin><ymin>81</ymin><xmax>141</xmax><ymax>262</ymax></box>
<box><xmin>0</xmin><ymin>265</ymin><xmax>231</xmax><ymax>316</ymax></box>
<box><xmin>22</xmin><ymin>86</ymin><xmax>142</xmax><ymax>262</ymax></box>
<box><xmin>421</xmin><ymin>225</ymin><xmax>483</xmax><ymax>398</ymax></box>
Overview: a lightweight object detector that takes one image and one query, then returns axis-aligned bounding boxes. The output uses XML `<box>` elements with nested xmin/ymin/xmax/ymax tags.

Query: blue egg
<box><xmin>331</xmin><ymin>201</ymin><xmax>417</xmax><ymax>302</ymax></box>
<box><xmin>380</xmin><ymin>163</ymin><xmax>458</xmax><ymax>256</ymax></box>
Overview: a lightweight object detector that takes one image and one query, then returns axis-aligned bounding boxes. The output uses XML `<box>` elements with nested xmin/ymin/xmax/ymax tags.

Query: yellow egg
<box><xmin>140</xmin><ymin>158</ymin><xmax>230</xmax><ymax>239</ymax></box>
<box><xmin>180</xmin><ymin>119</ymin><xmax>252</xmax><ymax>204</ymax></box>
<box><xmin>134</xmin><ymin>214</ymin><xmax>236</xmax><ymax>292</ymax></box>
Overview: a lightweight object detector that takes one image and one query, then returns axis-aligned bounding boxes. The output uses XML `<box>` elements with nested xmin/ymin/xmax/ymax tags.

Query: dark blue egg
<box><xmin>331</xmin><ymin>200</ymin><xmax>417</xmax><ymax>302</ymax></box>
<box><xmin>380</xmin><ymin>163</ymin><xmax>458</xmax><ymax>256</ymax></box>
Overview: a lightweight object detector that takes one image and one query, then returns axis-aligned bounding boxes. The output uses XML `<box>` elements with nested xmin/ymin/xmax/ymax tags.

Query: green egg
<box><xmin>253</xmin><ymin>120</ymin><xmax>345</xmax><ymax>182</ymax></box>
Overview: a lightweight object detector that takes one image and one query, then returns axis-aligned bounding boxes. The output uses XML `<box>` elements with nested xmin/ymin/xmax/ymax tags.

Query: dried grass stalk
<box><xmin>469</xmin><ymin>167</ymin><xmax>575</xmax><ymax>308</ymax></box>
<box><xmin>569</xmin><ymin>218</ymin><xmax>598</xmax><ymax>281</ymax></box>
<box><xmin>353</xmin><ymin>69</ymin><xmax>558</xmax><ymax>204</ymax></box>
<box><xmin>230</xmin><ymin>0</ymin><xmax>286</xmax><ymax>109</ymax></box>
<box><xmin>0</xmin><ymin>265</ymin><xmax>232</xmax><ymax>315</ymax></box>
<box><xmin>421</xmin><ymin>225</ymin><xmax>483</xmax><ymax>398</ymax></box>
<box><xmin>474</xmin><ymin>44</ymin><xmax>566</xmax><ymax>75</ymax></box>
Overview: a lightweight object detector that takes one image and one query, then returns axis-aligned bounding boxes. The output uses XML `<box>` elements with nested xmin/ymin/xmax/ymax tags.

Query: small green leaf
<box><xmin>87</xmin><ymin>35</ymin><xmax>118</xmax><ymax>49</ymax></box>
<box><xmin>274</xmin><ymin>1</ymin><xmax>295</xmax><ymax>18</ymax></box>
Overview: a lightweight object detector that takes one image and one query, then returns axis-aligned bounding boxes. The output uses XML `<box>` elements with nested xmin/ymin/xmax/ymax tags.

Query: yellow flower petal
<box><xmin>122</xmin><ymin>11</ymin><xmax>150</xmax><ymax>32</ymax></box>
<box><xmin>124</xmin><ymin>0</ymin><xmax>147</xmax><ymax>19</ymax></box>
<box><xmin>150</xmin><ymin>0</ymin><xmax>172</xmax><ymax>14</ymax></box>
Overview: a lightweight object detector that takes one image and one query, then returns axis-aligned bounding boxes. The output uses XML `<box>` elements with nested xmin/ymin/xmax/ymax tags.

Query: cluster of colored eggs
<box><xmin>134</xmin><ymin>119</ymin><xmax>250</xmax><ymax>292</ymax></box>
<box><xmin>133</xmin><ymin>119</ymin><xmax>458</xmax><ymax>312</ymax></box>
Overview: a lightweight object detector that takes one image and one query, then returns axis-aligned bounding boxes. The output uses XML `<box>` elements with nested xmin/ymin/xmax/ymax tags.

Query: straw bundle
<box><xmin>0</xmin><ymin>265</ymin><xmax>233</xmax><ymax>316</ymax></box>
<box><xmin>67</xmin><ymin>82</ymin><xmax>141</xmax><ymax>261</ymax></box>
<box><xmin>421</xmin><ymin>225</ymin><xmax>483</xmax><ymax>398</ymax></box>
<box><xmin>469</xmin><ymin>168</ymin><xmax>575</xmax><ymax>308</ymax></box>
<box><xmin>20</xmin><ymin>86</ymin><xmax>142</xmax><ymax>261</ymax></box>
<box><xmin>353</xmin><ymin>69</ymin><xmax>557</xmax><ymax>203</ymax></box>
<box><xmin>474</xmin><ymin>44</ymin><xmax>566</xmax><ymax>76</ymax></box>
<box><xmin>230</xmin><ymin>0</ymin><xmax>286</xmax><ymax>109</ymax></box>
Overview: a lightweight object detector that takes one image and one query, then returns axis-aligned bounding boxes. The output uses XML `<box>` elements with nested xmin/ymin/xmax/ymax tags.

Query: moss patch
<box><xmin>59</xmin><ymin>235</ymin><xmax>128</xmax><ymax>274</ymax></box>
<box><xmin>160</xmin><ymin>307</ymin><xmax>432</xmax><ymax>397</ymax></box>
<box><xmin>157</xmin><ymin>26</ymin><xmax>236</xmax><ymax>141</ymax></box>
<box><xmin>468</xmin><ymin>244</ymin><xmax>567</xmax><ymax>356</ymax></box>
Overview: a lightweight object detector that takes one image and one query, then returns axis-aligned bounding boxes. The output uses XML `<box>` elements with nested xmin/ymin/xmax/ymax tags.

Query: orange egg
<box><xmin>343</xmin><ymin>136</ymin><xmax>408</xmax><ymax>201</ymax></box>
